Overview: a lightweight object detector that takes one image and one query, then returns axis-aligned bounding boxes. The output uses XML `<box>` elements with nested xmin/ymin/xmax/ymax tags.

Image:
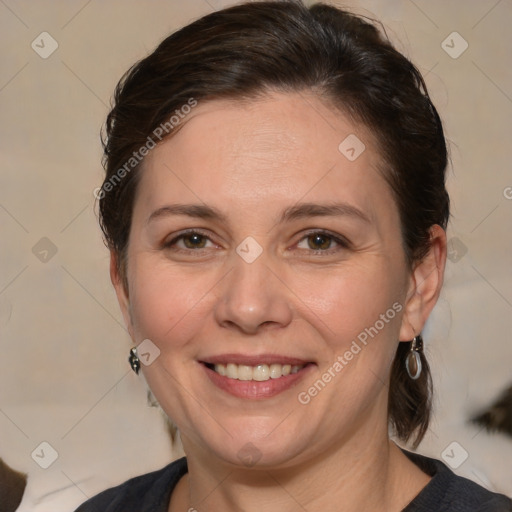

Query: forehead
<box><xmin>137</xmin><ymin>91</ymin><xmax>394</xmax><ymax>222</ymax></box>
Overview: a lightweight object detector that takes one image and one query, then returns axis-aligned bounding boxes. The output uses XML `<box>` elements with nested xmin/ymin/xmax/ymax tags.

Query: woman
<box><xmin>77</xmin><ymin>1</ymin><xmax>512</xmax><ymax>510</ymax></box>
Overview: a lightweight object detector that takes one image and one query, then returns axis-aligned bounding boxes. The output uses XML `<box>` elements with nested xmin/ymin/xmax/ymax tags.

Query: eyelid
<box><xmin>162</xmin><ymin>228</ymin><xmax>351</xmax><ymax>253</ymax></box>
<box><xmin>163</xmin><ymin>228</ymin><xmax>218</xmax><ymax>249</ymax></box>
<box><xmin>294</xmin><ymin>229</ymin><xmax>351</xmax><ymax>251</ymax></box>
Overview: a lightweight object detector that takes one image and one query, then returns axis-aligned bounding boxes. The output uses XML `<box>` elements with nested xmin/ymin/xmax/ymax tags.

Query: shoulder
<box><xmin>74</xmin><ymin>457</ymin><xmax>188</xmax><ymax>512</ymax></box>
<box><xmin>403</xmin><ymin>450</ymin><xmax>512</xmax><ymax>512</ymax></box>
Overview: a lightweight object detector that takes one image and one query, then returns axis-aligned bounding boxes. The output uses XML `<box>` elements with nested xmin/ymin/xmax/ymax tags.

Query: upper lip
<box><xmin>200</xmin><ymin>353</ymin><xmax>313</xmax><ymax>366</ymax></box>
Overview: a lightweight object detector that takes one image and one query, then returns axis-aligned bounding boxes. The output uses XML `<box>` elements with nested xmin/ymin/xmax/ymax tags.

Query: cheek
<box><xmin>290</xmin><ymin>263</ymin><xmax>405</xmax><ymax>422</ymax></box>
<box><xmin>289</xmin><ymin>260</ymin><xmax>404</xmax><ymax>359</ymax></box>
<box><xmin>127</xmin><ymin>256</ymin><xmax>218</xmax><ymax>350</ymax></box>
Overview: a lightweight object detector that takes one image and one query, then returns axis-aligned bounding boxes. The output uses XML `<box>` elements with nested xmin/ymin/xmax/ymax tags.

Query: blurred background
<box><xmin>0</xmin><ymin>0</ymin><xmax>511</xmax><ymax>510</ymax></box>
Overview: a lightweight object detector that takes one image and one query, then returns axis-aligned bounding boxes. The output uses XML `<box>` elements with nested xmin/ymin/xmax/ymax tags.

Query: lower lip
<box><xmin>202</xmin><ymin>363</ymin><xmax>315</xmax><ymax>399</ymax></box>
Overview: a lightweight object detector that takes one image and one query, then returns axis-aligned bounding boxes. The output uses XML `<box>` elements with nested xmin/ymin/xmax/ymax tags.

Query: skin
<box><xmin>111</xmin><ymin>91</ymin><xmax>447</xmax><ymax>511</ymax></box>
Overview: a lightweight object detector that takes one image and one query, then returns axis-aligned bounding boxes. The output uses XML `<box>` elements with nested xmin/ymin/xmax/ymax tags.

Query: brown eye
<box><xmin>181</xmin><ymin>233</ymin><xmax>208</xmax><ymax>249</ymax></box>
<box><xmin>165</xmin><ymin>231</ymin><xmax>215</xmax><ymax>250</ymax></box>
<box><xmin>306</xmin><ymin>233</ymin><xmax>332</xmax><ymax>250</ymax></box>
<box><xmin>295</xmin><ymin>231</ymin><xmax>349</xmax><ymax>253</ymax></box>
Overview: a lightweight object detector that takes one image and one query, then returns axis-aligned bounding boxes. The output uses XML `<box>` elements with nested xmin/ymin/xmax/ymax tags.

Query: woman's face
<box><xmin>115</xmin><ymin>92</ymin><xmax>428</xmax><ymax>468</ymax></box>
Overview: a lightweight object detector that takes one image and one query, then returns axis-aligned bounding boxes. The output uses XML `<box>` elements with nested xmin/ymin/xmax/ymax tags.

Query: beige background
<box><xmin>0</xmin><ymin>0</ymin><xmax>511</xmax><ymax>510</ymax></box>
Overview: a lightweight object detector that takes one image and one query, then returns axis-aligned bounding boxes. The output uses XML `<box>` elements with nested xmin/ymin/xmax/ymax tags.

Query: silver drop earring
<box><xmin>129</xmin><ymin>347</ymin><xmax>140</xmax><ymax>375</ymax></box>
<box><xmin>405</xmin><ymin>335</ymin><xmax>423</xmax><ymax>380</ymax></box>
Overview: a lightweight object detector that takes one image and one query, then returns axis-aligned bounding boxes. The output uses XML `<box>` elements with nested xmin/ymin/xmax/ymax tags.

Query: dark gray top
<box><xmin>75</xmin><ymin>450</ymin><xmax>512</xmax><ymax>511</ymax></box>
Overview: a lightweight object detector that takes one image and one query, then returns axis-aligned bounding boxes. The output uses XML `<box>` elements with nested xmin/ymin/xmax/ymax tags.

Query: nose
<box><xmin>214</xmin><ymin>253</ymin><xmax>294</xmax><ymax>335</ymax></box>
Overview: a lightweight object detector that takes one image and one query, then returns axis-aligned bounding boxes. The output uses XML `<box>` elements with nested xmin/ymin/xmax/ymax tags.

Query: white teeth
<box><xmin>226</xmin><ymin>363</ymin><xmax>238</xmax><ymax>379</ymax></box>
<box><xmin>238</xmin><ymin>365</ymin><xmax>253</xmax><ymax>381</ymax></box>
<box><xmin>270</xmin><ymin>363</ymin><xmax>289</xmax><ymax>379</ymax></box>
<box><xmin>212</xmin><ymin>363</ymin><xmax>303</xmax><ymax>381</ymax></box>
<box><xmin>281</xmin><ymin>364</ymin><xmax>292</xmax><ymax>376</ymax></box>
<box><xmin>253</xmin><ymin>364</ymin><xmax>270</xmax><ymax>381</ymax></box>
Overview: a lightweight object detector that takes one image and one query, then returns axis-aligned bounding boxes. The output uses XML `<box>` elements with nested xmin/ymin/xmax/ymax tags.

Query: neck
<box><xmin>171</xmin><ymin>418</ymin><xmax>430</xmax><ymax>512</ymax></box>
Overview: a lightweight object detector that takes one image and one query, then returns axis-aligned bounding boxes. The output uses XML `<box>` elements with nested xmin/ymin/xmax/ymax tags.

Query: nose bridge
<box><xmin>214</xmin><ymin>247</ymin><xmax>293</xmax><ymax>333</ymax></box>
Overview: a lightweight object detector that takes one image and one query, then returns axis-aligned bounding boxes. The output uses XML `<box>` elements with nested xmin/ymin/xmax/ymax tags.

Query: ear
<box><xmin>399</xmin><ymin>224</ymin><xmax>447</xmax><ymax>341</ymax></box>
<box><xmin>110</xmin><ymin>251</ymin><xmax>134</xmax><ymax>338</ymax></box>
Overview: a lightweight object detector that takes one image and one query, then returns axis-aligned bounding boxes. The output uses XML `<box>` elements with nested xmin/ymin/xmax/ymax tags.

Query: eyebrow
<box><xmin>279</xmin><ymin>202</ymin><xmax>371</xmax><ymax>224</ymax></box>
<box><xmin>147</xmin><ymin>204</ymin><xmax>227</xmax><ymax>224</ymax></box>
<box><xmin>147</xmin><ymin>201</ymin><xmax>371</xmax><ymax>226</ymax></box>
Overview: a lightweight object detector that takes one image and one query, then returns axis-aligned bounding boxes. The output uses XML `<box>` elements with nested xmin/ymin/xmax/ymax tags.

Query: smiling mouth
<box><xmin>204</xmin><ymin>362</ymin><xmax>307</xmax><ymax>381</ymax></box>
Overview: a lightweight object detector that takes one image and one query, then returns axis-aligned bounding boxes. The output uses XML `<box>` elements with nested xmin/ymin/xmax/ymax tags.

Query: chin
<box><xmin>191</xmin><ymin>418</ymin><xmax>312</xmax><ymax>470</ymax></box>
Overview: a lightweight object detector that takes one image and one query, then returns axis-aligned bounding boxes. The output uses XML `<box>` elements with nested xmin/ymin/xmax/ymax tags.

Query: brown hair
<box><xmin>0</xmin><ymin>458</ymin><xmax>27</xmax><ymax>512</ymax></box>
<box><xmin>99</xmin><ymin>0</ymin><xmax>449</xmax><ymax>448</ymax></box>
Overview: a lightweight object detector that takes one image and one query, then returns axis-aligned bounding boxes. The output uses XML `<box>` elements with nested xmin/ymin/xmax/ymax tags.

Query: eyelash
<box><xmin>163</xmin><ymin>229</ymin><xmax>350</xmax><ymax>255</ymax></box>
<box><xmin>163</xmin><ymin>229</ymin><xmax>216</xmax><ymax>252</ymax></box>
<box><xmin>295</xmin><ymin>229</ymin><xmax>350</xmax><ymax>254</ymax></box>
